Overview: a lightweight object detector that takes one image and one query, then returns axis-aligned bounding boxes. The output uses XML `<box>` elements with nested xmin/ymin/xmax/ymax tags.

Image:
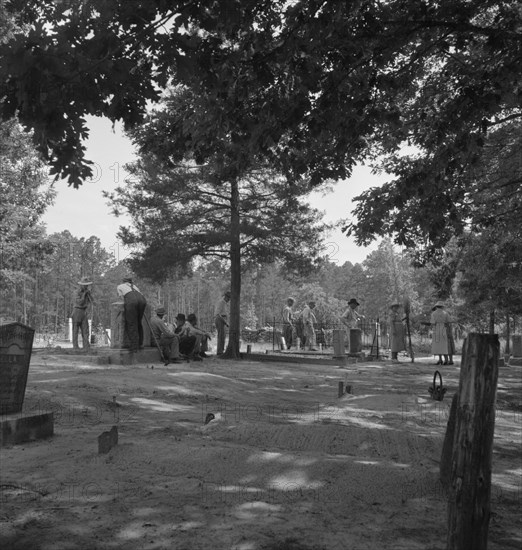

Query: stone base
<box><xmin>508</xmin><ymin>357</ymin><xmax>522</xmax><ymax>366</ymax></box>
<box><xmin>1</xmin><ymin>412</ymin><xmax>54</xmax><ymax>446</ymax></box>
<box><xmin>108</xmin><ymin>347</ymin><xmax>161</xmax><ymax>365</ymax></box>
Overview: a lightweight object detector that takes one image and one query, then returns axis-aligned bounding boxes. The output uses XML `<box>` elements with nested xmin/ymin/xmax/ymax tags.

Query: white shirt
<box><xmin>214</xmin><ymin>297</ymin><xmax>229</xmax><ymax>318</ymax></box>
<box><xmin>342</xmin><ymin>306</ymin><xmax>361</xmax><ymax>329</ymax></box>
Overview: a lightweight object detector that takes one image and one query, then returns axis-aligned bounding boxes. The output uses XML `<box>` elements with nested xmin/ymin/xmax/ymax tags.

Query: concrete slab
<box><xmin>0</xmin><ymin>411</ymin><xmax>54</xmax><ymax>446</ymax></box>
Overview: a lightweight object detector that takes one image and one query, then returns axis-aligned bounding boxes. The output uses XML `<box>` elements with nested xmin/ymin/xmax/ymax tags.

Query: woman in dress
<box><xmin>430</xmin><ymin>301</ymin><xmax>452</xmax><ymax>365</ymax></box>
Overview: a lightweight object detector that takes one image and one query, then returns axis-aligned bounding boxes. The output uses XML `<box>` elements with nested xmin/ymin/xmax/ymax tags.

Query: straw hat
<box><xmin>78</xmin><ymin>277</ymin><xmax>92</xmax><ymax>285</ymax></box>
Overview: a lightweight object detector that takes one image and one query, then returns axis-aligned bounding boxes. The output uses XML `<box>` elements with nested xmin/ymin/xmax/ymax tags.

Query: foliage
<box><xmin>0</xmin><ymin>118</ymin><xmax>55</xmax><ymax>305</ymax></box>
<box><xmin>2</xmin><ymin>2</ymin><xmax>518</xmax><ymax>230</ymax></box>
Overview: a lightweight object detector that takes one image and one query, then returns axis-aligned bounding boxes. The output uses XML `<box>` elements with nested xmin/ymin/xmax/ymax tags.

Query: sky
<box><xmin>41</xmin><ymin>116</ymin><xmax>387</xmax><ymax>265</ymax></box>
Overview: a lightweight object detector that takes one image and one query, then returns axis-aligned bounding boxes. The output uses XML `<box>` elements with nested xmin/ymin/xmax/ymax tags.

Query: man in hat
<box><xmin>341</xmin><ymin>298</ymin><xmax>364</xmax><ymax>352</ymax></box>
<box><xmin>149</xmin><ymin>307</ymin><xmax>182</xmax><ymax>365</ymax></box>
<box><xmin>282</xmin><ymin>297</ymin><xmax>295</xmax><ymax>350</ymax></box>
<box><xmin>341</xmin><ymin>298</ymin><xmax>362</xmax><ymax>330</ymax></box>
<box><xmin>214</xmin><ymin>290</ymin><xmax>230</xmax><ymax>355</ymax></box>
<box><xmin>389</xmin><ymin>302</ymin><xmax>405</xmax><ymax>363</ymax></box>
<box><xmin>117</xmin><ymin>276</ymin><xmax>147</xmax><ymax>352</ymax></box>
<box><xmin>71</xmin><ymin>276</ymin><xmax>94</xmax><ymax>350</ymax></box>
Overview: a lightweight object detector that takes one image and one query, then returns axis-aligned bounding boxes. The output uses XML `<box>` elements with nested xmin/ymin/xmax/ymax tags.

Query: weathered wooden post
<box><xmin>446</xmin><ymin>333</ymin><xmax>499</xmax><ymax>550</ymax></box>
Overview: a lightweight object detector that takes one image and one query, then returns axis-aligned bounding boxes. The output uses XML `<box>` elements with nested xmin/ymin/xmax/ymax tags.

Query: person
<box><xmin>340</xmin><ymin>298</ymin><xmax>364</xmax><ymax>352</ymax></box>
<box><xmin>301</xmin><ymin>301</ymin><xmax>317</xmax><ymax>351</ymax></box>
<box><xmin>117</xmin><ymin>276</ymin><xmax>147</xmax><ymax>353</ymax></box>
<box><xmin>214</xmin><ymin>290</ymin><xmax>230</xmax><ymax>355</ymax></box>
<box><xmin>389</xmin><ymin>302</ymin><xmax>405</xmax><ymax>363</ymax></box>
<box><xmin>340</xmin><ymin>298</ymin><xmax>363</xmax><ymax>331</ymax></box>
<box><xmin>71</xmin><ymin>277</ymin><xmax>94</xmax><ymax>350</ymax></box>
<box><xmin>282</xmin><ymin>297</ymin><xmax>295</xmax><ymax>350</ymax></box>
<box><xmin>149</xmin><ymin>307</ymin><xmax>182</xmax><ymax>365</ymax></box>
<box><xmin>430</xmin><ymin>301</ymin><xmax>452</xmax><ymax>365</ymax></box>
<box><xmin>187</xmin><ymin>313</ymin><xmax>212</xmax><ymax>358</ymax></box>
<box><xmin>174</xmin><ymin>313</ymin><xmax>203</xmax><ymax>361</ymax></box>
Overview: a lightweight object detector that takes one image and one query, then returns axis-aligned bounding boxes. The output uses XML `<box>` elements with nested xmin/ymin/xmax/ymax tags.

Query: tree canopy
<box><xmin>1</xmin><ymin>0</ymin><xmax>520</xmax><ymax>254</ymax></box>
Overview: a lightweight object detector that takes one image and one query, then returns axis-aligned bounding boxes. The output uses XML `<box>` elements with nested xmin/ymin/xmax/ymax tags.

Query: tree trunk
<box><xmin>225</xmin><ymin>178</ymin><xmax>241</xmax><ymax>358</ymax></box>
<box><xmin>446</xmin><ymin>333</ymin><xmax>499</xmax><ymax>550</ymax></box>
<box><xmin>488</xmin><ymin>309</ymin><xmax>495</xmax><ymax>334</ymax></box>
<box><xmin>505</xmin><ymin>312</ymin><xmax>510</xmax><ymax>355</ymax></box>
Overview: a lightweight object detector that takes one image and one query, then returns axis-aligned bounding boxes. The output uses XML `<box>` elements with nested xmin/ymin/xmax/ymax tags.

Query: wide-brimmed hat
<box><xmin>348</xmin><ymin>298</ymin><xmax>359</xmax><ymax>306</ymax></box>
<box><xmin>156</xmin><ymin>307</ymin><xmax>166</xmax><ymax>315</ymax></box>
<box><xmin>390</xmin><ymin>301</ymin><xmax>400</xmax><ymax>308</ymax></box>
<box><xmin>122</xmin><ymin>276</ymin><xmax>133</xmax><ymax>283</ymax></box>
<box><xmin>78</xmin><ymin>277</ymin><xmax>92</xmax><ymax>285</ymax></box>
<box><xmin>433</xmin><ymin>301</ymin><xmax>445</xmax><ymax>309</ymax></box>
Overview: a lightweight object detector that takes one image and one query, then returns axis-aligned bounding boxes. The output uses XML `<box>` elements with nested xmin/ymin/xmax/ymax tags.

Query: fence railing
<box><xmin>239</xmin><ymin>318</ymin><xmax>386</xmax><ymax>352</ymax></box>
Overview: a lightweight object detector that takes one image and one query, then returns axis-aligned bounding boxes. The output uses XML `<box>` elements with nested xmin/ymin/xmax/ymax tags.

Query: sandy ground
<box><xmin>1</xmin><ymin>351</ymin><xmax>521</xmax><ymax>550</ymax></box>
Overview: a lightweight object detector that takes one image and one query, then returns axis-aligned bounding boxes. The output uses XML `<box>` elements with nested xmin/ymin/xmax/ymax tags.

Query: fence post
<box><xmin>272</xmin><ymin>316</ymin><xmax>275</xmax><ymax>351</ymax></box>
<box><xmin>446</xmin><ymin>333</ymin><xmax>499</xmax><ymax>550</ymax></box>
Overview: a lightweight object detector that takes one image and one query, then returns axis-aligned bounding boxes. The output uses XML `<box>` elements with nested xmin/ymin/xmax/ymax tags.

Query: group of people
<box><xmin>281</xmin><ymin>294</ymin><xmax>455</xmax><ymax>365</ymax></box>
<box><xmin>150</xmin><ymin>308</ymin><xmax>212</xmax><ymax>365</ymax></box>
<box><xmin>71</xmin><ymin>276</ymin><xmax>231</xmax><ymax>361</ymax></box>
<box><xmin>282</xmin><ymin>296</ymin><xmax>365</xmax><ymax>352</ymax></box>
<box><xmin>72</xmin><ymin>276</ymin><xmax>455</xmax><ymax>366</ymax></box>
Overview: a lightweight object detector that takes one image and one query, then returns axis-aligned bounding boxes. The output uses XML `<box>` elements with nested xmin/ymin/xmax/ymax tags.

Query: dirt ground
<box><xmin>1</xmin><ymin>350</ymin><xmax>521</xmax><ymax>550</ymax></box>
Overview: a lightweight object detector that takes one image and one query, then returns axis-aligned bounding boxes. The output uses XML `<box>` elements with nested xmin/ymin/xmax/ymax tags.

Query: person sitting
<box><xmin>149</xmin><ymin>307</ymin><xmax>182</xmax><ymax>365</ymax></box>
<box><xmin>187</xmin><ymin>313</ymin><xmax>212</xmax><ymax>358</ymax></box>
<box><xmin>174</xmin><ymin>313</ymin><xmax>205</xmax><ymax>361</ymax></box>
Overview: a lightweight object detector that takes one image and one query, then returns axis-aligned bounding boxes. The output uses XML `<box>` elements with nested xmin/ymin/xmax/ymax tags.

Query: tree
<box><xmin>108</xmin><ymin>87</ymin><xmax>330</xmax><ymax>357</ymax></box>
<box><xmin>0</xmin><ymin>118</ymin><xmax>55</xmax><ymax>323</ymax></box>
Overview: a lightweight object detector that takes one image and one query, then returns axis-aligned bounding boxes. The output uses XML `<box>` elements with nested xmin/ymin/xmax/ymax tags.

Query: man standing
<box><xmin>389</xmin><ymin>302</ymin><xmax>405</xmax><ymax>363</ymax></box>
<box><xmin>71</xmin><ymin>276</ymin><xmax>93</xmax><ymax>351</ymax></box>
<box><xmin>301</xmin><ymin>300</ymin><xmax>317</xmax><ymax>351</ymax></box>
<box><xmin>282</xmin><ymin>297</ymin><xmax>295</xmax><ymax>350</ymax></box>
<box><xmin>149</xmin><ymin>307</ymin><xmax>182</xmax><ymax>365</ymax></box>
<box><xmin>117</xmin><ymin>276</ymin><xmax>147</xmax><ymax>353</ymax></box>
<box><xmin>340</xmin><ymin>298</ymin><xmax>364</xmax><ymax>353</ymax></box>
<box><xmin>214</xmin><ymin>290</ymin><xmax>230</xmax><ymax>355</ymax></box>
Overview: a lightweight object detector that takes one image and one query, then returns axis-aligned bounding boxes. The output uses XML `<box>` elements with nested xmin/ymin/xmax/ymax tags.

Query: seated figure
<box><xmin>149</xmin><ymin>307</ymin><xmax>182</xmax><ymax>365</ymax></box>
<box><xmin>174</xmin><ymin>313</ymin><xmax>212</xmax><ymax>360</ymax></box>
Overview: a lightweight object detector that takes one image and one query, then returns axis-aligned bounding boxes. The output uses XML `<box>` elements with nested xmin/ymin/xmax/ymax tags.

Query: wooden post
<box><xmin>440</xmin><ymin>392</ymin><xmax>458</xmax><ymax>491</ymax></box>
<box><xmin>447</xmin><ymin>333</ymin><xmax>499</xmax><ymax>550</ymax></box>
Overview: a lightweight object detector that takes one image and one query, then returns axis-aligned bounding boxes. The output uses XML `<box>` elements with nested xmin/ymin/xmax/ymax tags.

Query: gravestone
<box><xmin>0</xmin><ymin>322</ymin><xmax>34</xmax><ymax>415</ymax></box>
<box><xmin>509</xmin><ymin>334</ymin><xmax>522</xmax><ymax>366</ymax></box>
<box><xmin>0</xmin><ymin>322</ymin><xmax>54</xmax><ymax>446</ymax></box>
<box><xmin>98</xmin><ymin>425</ymin><xmax>118</xmax><ymax>454</ymax></box>
<box><xmin>332</xmin><ymin>329</ymin><xmax>345</xmax><ymax>357</ymax></box>
<box><xmin>110</xmin><ymin>302</ymin><xmax>151</xmax><ymax>349</ymax></box>
<box><xmin>349</xmin><ymin>328</ymin><xmax>362</xmax><ymax>354</ymax></box>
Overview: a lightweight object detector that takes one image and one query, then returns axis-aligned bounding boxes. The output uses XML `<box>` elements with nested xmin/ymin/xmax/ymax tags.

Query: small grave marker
<box><xmin>98</xmin><ymin>425</ymin><xmax>118</xmax><ymax>454</ymax></box>
<box><xmin>0</xmin><ymin>322</ymin><xmax>35</xmax><ymax>415</ymax></box>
